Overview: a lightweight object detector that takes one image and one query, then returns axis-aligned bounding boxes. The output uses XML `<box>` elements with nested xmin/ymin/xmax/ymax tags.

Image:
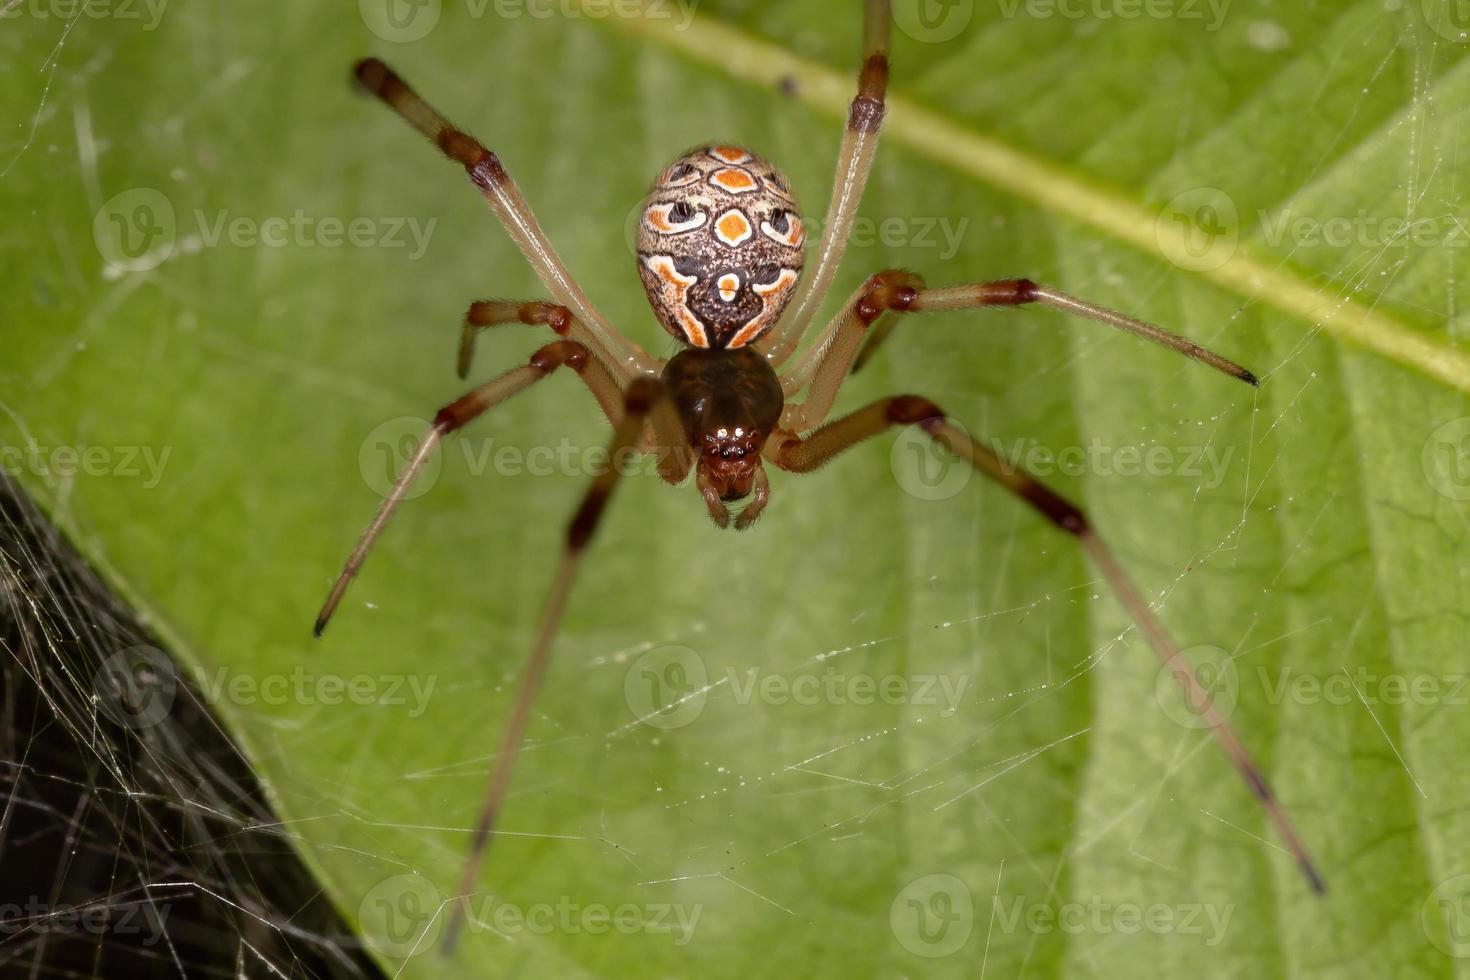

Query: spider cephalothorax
<box><xmin>662</xmin><ymin>345</ymin><xmax>783</xmax><ymax>523</ymax></box>
<box><xmin>636</xmin><ymin>144</ymin><xmax>805</xmax><ymax>350</ymax></box>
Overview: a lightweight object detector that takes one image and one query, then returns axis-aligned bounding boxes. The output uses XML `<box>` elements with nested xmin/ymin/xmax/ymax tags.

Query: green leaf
<box><xmin>6</xmin><ymin>0</ymin><xmax>1470</xmax><ymax>974</ymax></box>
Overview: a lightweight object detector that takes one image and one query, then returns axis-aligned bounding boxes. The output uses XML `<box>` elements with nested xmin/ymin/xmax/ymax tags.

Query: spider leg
<box><xmin>767</xmin><ymin>396</ymin><xmax>1326</xmax><ymax>896</ymax></box>
<box><xmin>442</xmin><ymin>376</ymin><xmax>668</xmax><ymax>953</ymax></box>
<box><xmin>456</xmin><ymin>300</ymin><xmax>690</xmax><ymax>482</ymax></box>
<box><xmin>758</xmin><ymin>0</ymin><xmax>892</xmax><ymax>364</ymax></box>
<box><xmin>861</xmin><ymin>279</ymin><xmax>1258</xmax><ymax>382</ymax></box>
<box><xmin>313</xmin><ymin>341</ymin><xmax>618</xmax><ymax>636</ymax></box>
<box><xmin>781</xmin><ymin>272</ymin><xmax>1258</xmax><ymax>430</ymax></box>
<box><xmin>455</xmin><ymin>301</ymin><xmax>628</xmax><ymax>423</ymax></box>
<box><xmin>354</xmin><ymin>58</ymin><xmax>656</xmax><ymax>377</ymax></box>
<box><xmin>458</xmin><ymin>300</ymin><xmax>592</xmax><ymax>380</ymax></box>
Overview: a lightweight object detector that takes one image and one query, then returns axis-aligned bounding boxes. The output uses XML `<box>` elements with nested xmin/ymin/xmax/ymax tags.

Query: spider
<box><xmin>315</xmin><ymin>0</ymin><xmax>1323</xmax><ymax>951</ymax></box>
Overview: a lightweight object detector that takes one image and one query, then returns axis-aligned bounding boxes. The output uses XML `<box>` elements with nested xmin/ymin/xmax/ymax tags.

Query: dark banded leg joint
<box><xmin>467</xmin><ymin>152</ymin><xmax>508</xmax><ymax>191</ymax></box>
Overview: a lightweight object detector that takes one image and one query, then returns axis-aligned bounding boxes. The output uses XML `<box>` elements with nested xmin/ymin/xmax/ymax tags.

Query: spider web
<box><xmin>0</xmin><ymin>468</ymin><xmax>382</xmax><ymax>978</ymax></box>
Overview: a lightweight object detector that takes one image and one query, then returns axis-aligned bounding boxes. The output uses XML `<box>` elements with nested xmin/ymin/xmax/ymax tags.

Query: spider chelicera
<box><xmin>315</xmin><ymin>0</ymin><xmax>1323</xmax><ymax>950</ymax></box>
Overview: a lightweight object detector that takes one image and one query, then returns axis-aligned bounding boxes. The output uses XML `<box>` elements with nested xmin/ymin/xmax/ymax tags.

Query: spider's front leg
<box><xmin>441</xmin><ymin>375</ymin><xmax>676</xmax><ymax>952</ymax></box>
<box><xmin>312</xmin><ymin>340</ymin><xmax>623</xmax><ymax>635</ymax></box>
<box><xmin>780</xmin><ymin>271</ymin><xmax>1259</xmax><ymax>430</ymax></box>
<box><xmin>759</xmin><ymin>0</ymin><xmax>893</xmax><ymax>363</ymax></box>
<box><xmin>766</xmin><ymin>397</ymin><xmax>1326</xmax><ymax>896</ymax></box>
<box><xmin>353</xmin><ymin>58</ymin><xmax>654</xmax><ymax>377</ymax></box>
<box><xmin>457</xmin><ymin>300</ymin><xmax>576</xmax><ymax>379</ymax></box>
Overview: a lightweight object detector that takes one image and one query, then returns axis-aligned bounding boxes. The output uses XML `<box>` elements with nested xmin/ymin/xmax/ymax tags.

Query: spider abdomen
<box><xmin>637</xmin><ymin>145</ymin><xmax>805</xmax><ymax>350</ymax></box>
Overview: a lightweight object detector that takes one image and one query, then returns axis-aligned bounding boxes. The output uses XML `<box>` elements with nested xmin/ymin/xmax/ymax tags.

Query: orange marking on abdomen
<box><xmin>715</xmin><ymin>210</ymin><xmax>753</xmax><ymax>247</ymax></box>
<box><xmin>709</xmin><ymin>145</ymin><xmax>752</xmax><ymax>164</ymax></box>
<box><xmin>711</xmin><ymin>168</ymin><xmax>757</xmax><ymax>193</ymax></box>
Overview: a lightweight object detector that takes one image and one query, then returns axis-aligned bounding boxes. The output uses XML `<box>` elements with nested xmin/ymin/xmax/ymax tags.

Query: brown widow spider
<box><xmin>316</xmin><ymin>0</ymin><xmax>1323</xmax><ymax>950</ymax></box>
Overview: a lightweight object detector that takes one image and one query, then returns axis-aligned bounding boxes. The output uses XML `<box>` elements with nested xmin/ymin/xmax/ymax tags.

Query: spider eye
<box><xmin>670</xmin><ymin>201</ymin><xmax>696</xmax><ymax>223</ymax></box>
<box><xmin>768</xmin><ymin>209</ymin><xmax>790</xmax><ymax>234</ymax></box>
<box><xmin>751</xmin><ymin>265</ymin><xmax>783</xmax><ymax>286</ymax></box>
